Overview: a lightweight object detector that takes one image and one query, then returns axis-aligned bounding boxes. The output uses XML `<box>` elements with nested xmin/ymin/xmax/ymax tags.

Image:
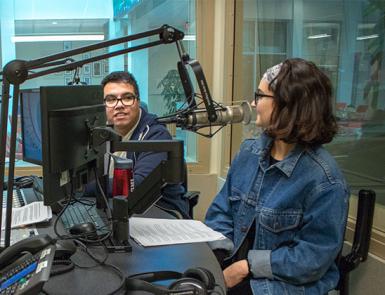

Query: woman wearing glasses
<box><xmin>205</xmin><ymin>58</ymin><xmax>349</xmax><ymax>294</ymax></box>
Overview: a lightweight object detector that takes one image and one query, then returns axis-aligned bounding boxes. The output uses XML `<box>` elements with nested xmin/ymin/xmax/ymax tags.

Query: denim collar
<box><xmin>258</xmin><ymin>132</ymin><xmax>305</xmax><ymax>178</ymax></box>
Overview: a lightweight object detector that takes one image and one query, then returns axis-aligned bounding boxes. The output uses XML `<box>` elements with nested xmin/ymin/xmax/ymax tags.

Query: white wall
<box><xmin>189</xmin><ymin>0</ymin><xmax>228</xmax><ymax>220</ymax></box>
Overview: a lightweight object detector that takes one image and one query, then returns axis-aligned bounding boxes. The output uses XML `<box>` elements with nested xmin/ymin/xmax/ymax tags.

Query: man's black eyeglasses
<box><xmin>254</xmin><ymin>90</ymin><xmax>274</xmax><ymax>105</ymax></box>
<box><xmin>104</xmin><ymin>93</ymin><xmax>137</xmax><ymax>108</ymax></box>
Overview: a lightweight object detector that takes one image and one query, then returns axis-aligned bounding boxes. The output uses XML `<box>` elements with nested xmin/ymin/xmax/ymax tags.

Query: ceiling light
<box><xmin>12</xmin><ymin>34</ymin><xmax>105</xmax><ymax>42</ymax></box>
<box><xmin>183</xmin><ymin>35</ymin><xmax>196</xmax><ymax>41</ymax></box>
<box><xmin>356</xmin><ymin>34</ymin><xmax>378</xmax><ymax>41</ymax></box>
<box><xmin>358</xmin><ymin>23</ymin><xmax>375</xmax><ymax>29</ymax></box>
<box><xmin>307</xmin><ymin>34</ymin><xmax>331</xmax><ymax>39</ymax></box>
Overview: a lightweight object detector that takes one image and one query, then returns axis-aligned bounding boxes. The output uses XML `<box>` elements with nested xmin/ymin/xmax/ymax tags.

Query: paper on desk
<box><xmin>129</xmin><ymin>217</ymin><xmax>226</xmax><ymax>247</ymax></box>
<box><xmin>1</xmin><ymin>201</ymin><xmax>52</xmax><ymax>229</ymax></box>
<box><xmin>1</xmin><ymin>227</ymin><xmax>39</xmax><ymax>247</ymax></box>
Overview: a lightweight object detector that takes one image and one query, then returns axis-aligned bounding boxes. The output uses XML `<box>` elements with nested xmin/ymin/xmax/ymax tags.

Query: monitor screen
<box><xmin>27</xmin><ymin>85</ymin><xmax>106</xmax><ymax>210</ymax></box>
<box><xmin>20</xmin><ymin>89</ymin><xmax>43</xmax><ymax>165</ymax></box>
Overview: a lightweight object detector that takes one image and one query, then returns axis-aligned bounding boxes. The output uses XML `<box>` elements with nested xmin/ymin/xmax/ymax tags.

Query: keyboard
<box><xmin>2</xmin><ymin>188</ymin><xmax>25</xmax><ymax>208</ymax></box>
<box><xmin>60</xmin><ymin>202</ymin><xmax>108</xmax><ymax>235</ymax></box>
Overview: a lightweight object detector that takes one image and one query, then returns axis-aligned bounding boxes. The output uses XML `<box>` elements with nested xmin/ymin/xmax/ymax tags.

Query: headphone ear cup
<box><xmin>182</xmin><ymin>267</ymin><xmax>216</xmax><ymax>290</ymax></box>
<box><xmin>169</xmin><ymin>277</ymin><xmax>207</xmax><ymax>295</ymax></box>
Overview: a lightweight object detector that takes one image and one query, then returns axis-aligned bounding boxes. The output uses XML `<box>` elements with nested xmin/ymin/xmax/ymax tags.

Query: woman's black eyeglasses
<box><xmin>104</xmin><ymin>93</ymin><xmax>137</xmax><ymax>108</ymax></box>
<box><xmin>254</xmin><ymin>90</ymin><xmax>274</xmax><ymax>104</ymax></box>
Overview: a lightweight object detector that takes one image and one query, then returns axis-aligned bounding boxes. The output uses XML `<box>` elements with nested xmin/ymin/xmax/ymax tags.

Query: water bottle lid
<box><xmin>111</xmin><ymin>154</ymin><xmax>133</xmax><ymax>169</ymax></box>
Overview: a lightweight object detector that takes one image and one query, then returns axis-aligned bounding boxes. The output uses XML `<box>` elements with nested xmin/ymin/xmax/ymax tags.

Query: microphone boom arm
<box><xmin>0</xmin><ymin>24</ymin><xmax>210</xmax><ymax>249</ymax></box>
<box><xmin>2</xmin><ymin>25</ymin><xmax>184</xmax><ymax>85</ymax></box>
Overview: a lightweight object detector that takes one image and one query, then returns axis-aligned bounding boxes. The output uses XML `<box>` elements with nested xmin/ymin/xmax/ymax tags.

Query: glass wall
<box><xmin>230</xmin><ymin>0</ymin><xmax>385</xmax><ymax>258</ymax></box>
<box><xmin>0</xmin><ymin>0</ymin><xmax>198</xmax><ymax>166</ymax></box>
<box><xmin>232</xmin><ymin>0</ymin><xmax>385</xmax><ymax>206</ymax></box>
<box><xmin>120</xmin><ymin>0</ymin><xmax>198</xmax><ymax>162</ymax></box>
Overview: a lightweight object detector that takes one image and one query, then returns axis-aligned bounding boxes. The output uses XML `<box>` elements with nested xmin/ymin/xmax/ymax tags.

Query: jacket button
<box><xmin>241</xmin><ymin>226</ymin><xmax>248</xmax><ymax>232</ymax></box>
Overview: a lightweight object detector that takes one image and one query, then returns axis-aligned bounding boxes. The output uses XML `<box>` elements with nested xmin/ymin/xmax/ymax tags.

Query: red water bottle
<box><xmin>112</xmin><ymin>156</ymin><xmax>134</xmax><ymax>198</ymax></box>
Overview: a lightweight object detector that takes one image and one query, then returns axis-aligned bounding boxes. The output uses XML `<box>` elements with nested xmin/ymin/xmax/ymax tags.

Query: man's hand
<box><xmin>223</xmin><ymin>259</ymin><xmax>249</xmax><ymax>288</ymax></box>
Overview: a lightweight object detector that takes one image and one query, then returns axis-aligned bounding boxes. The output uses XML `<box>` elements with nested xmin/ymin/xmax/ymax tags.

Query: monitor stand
<box><xmin>105</xmin><ymin>196</ymin><xmax>132</xmax><ymax>253</ymax></box>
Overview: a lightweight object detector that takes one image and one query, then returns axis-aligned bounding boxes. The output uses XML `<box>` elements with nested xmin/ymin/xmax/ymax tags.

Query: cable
<box><xmin>75</xmin><ymin>239</ymin><xmax>126</xmax><ymax>295</ymax></box>
<box><xmin>14</xmin><ymin>175</ymin><xmax>35</xmax><ymax>188</ymax></box>
<box><xmin>67</xmin><ymin>196</ymin><xmax>96</xmax><ymax>206</ymax></box>
<box><xmin>94</xmin><ymin>168</ymin><xmax>113</xmax><ymax>223</ymax></box>
<box><xmin>156</xmin><ymin>93</ymin><xmax>197</xmax><ymax>121</ymax></box>
<box><xmin>53</xmin><ymin>184</ymin><xmax>75</xmax><ymax>240</ymax></box>
<box><xmin>48</xmin><ymin>170</ymin><xmax>119</xmax><ymax>292</ymax></box>
<box><xmin>52</xmin><ymin>177</ymin><xmax>112</xmax><ymax>244</ymax></box>
<box><xmin>50</xmin><ymin>259</ymin><xmax>75</xmax><ymax>277</ymax></box>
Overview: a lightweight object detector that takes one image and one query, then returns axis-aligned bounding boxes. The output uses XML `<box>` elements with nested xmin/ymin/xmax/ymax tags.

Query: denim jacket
<box><xmin>205</xmin><ymin>133</ymin><xmax>349</xmax><ymax>294</ymax></box>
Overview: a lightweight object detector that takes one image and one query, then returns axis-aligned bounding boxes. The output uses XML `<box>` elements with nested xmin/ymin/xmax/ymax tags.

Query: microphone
<box><xmin>158</xmin><ymin>101</ymin><xmax>252</xmax><ymax>129</ymax></box>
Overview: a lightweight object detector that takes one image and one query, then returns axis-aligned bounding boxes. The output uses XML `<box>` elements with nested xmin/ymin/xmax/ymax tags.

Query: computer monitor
<box><xmin>20</xmin><ymin>89</ymin><xmax>43</xmax><ymax>165</ymax></box>
<box><xmin>21</xmin><ymin>85</ymin><xmax>106</xmax><ymax>210</ymax></box>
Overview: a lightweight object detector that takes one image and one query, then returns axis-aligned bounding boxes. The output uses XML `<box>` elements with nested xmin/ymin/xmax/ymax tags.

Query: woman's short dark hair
<box><xmin>266</xmin><ymin>58</ymin><xmax>338</xmax><ymax>146</ymax></box>
<box><xmin>101</xmin><ymin>71</ymin><xmax>140</xmax><ymax>98</ymax></box>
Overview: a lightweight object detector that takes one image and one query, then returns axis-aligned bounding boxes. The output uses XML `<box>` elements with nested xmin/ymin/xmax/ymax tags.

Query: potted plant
<box><xmin>157</xmin><ymin>69</ymin><xmax>185</xmax><ymax>115</ymax></box>
<box><xmin>157</xmin><ymin>69</ymin><xmax>185</xmax><ymax>136</ymax></box>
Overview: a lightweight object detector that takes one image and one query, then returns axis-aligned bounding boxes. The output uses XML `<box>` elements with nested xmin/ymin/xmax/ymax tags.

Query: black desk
<box><xmin>39</xmin><ymin>206</ymin><xmax>226</xmax><ymax>295</ymax></box>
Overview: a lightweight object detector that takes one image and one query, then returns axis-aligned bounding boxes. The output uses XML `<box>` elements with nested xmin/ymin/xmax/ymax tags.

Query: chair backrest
<box><xmin>182</xmin><ymin>161</ymin><xmax>200</xmax><ymax>219</ymax></box>
<box><xmin>336</xmin><ymin>102</ymin><xmax>347</xmax><ymax>110</ymax></box>
<box><xmin>356</xmin><ymin>105</ymin><xmax>368</xmax><ymax>113</ymax></box>
<box><xmin>337</xmin><ymin>189</ymin><xmax>376</xmax><ymax>295</ymax></box>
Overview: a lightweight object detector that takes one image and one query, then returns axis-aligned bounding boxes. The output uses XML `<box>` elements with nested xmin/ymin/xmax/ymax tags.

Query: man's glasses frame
<box><xmin>104</xmin><ymin>93</ymin><xmax>138</xmax><ymax>108</ymax></box>
<box><xmin>254</xmin><ymin>90</ymin><xmax>274</xmax><ymax>105</ymax></box>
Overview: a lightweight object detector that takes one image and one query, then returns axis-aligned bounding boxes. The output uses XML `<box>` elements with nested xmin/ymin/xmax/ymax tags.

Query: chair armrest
<box><xmin>343</xmin><ymin>189</ymin><xmax>376</xmax><ymax>272</ymax></box>
<box><xmin>183</xmin><ymin>191</ymin><xmax>200</xmax><ymax>219</ymax></box>
<box><xmin>183</xmin><ymin>191</ymin><xmax>200</xmax><ymax>207</ymax></box>
<box><xmin>336</xmin><ymin>189</ymin><xmax>376</xmax><ymax>294</ymax></box>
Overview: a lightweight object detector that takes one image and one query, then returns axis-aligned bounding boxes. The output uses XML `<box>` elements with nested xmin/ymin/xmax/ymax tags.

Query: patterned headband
<box><xmin>262</xmin><ymin>63</ymin><xmax>283</xmax><ymax>90</ymax></box>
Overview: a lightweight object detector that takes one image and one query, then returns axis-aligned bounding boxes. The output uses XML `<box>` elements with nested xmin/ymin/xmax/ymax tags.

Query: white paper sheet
<box><xmin>1</xmin><ymin>227</ymin><xmax>39</xmax><ymax>246</ymax></box>
<box><xmin>129</xmin><ymin>217</ymin><xmax>226</xmax><ymax>247</ymax></box>
<box><xmin>1</xmin><ymin>201</ymin><xmax>52</xmax><ymax>229</ymax></box>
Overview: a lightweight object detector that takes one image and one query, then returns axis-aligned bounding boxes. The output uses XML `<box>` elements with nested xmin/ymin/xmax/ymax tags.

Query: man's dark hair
<box><xmin>101</xmin><ymin>71</ymin><xmax>140</xmax><ymax>98</ymax></box>
<box><xmin>266</xmin><ymin>58</ymin><xmax>338</xmax><ymax>146</ymax></box>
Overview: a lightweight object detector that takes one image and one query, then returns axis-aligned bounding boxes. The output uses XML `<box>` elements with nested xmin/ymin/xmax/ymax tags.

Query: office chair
<box><xmin>336</xmin><ymin>189</ymin><xmax>376</xmax><ymax>295</ymax></box>
<box><xmin>154</xmin><ymin>162</ymin><xmax>199</xmax><ymax>220</ymax></box>
<box><xmin>139</xmin><ymin>101</ymin><xmax>199</xmax><ymax>219</ymax></box>
<box><xmin>182</xmin><ymin>161</ymin><xmax>200</xmax><ymax>219</ymax></box>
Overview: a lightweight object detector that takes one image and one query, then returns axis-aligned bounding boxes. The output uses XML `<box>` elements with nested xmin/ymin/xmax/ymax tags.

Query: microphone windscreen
<box><xmin>240</xmin><ymin>101</ymin><xmax>252</xmax><ymax>124</ymax></box>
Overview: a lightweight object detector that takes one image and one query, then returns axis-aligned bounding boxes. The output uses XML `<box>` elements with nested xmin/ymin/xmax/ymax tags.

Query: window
<box><xmin>232</xmin><ymin>0</ymin><xmax>385</xmax><ymax>258</ymax></box>
<box><xmin>0</xmin><ymin>0</ymin><xmax>203</xmax><ymax>172</ymax></box>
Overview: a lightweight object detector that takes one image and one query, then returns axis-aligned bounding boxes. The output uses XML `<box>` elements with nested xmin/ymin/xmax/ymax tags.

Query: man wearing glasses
<box><xmin>101</xmin><ymin>71</ymin><xmax>189</xmax><ymax>218</ymax></box>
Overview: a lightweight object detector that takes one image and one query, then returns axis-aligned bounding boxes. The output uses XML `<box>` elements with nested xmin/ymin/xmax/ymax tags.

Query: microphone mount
<box><xmin>157</xmin><ymin>99</ymin><xmax>229</xmax><ymax>138</ymax></box>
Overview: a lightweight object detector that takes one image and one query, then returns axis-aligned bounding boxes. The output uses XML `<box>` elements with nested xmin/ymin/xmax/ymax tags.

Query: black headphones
<box><xmin>125</xmin><ymin>267</ymin><xmax>217</xmax><ymax>295</ymax></box>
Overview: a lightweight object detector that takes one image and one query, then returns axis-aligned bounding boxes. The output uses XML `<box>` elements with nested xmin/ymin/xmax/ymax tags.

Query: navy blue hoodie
<box><xmin>86</xmin><ymin>108</ymin><xmax>189</xmax><ymax>218</ymax></box>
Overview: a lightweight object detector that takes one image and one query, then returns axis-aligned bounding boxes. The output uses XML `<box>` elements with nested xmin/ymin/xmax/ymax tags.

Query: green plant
<box><xmin>363</xmin><ymin>0</ymin><xmax>385</xmax><ymax>109</ymax></box>
<box><xmin>365</xmin><ymin>0</ymin><xmax>385</xmax><ymax>62</ymax></box>
<box><xmin>157</xmin><ymin>69</ymin><xmax>185</xmax><ymax>114</ymax></box>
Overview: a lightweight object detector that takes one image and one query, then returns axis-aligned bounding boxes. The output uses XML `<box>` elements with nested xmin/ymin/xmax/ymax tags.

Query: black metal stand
<box><xmin>0</xmin><ymin>22</ymin><xmax>218</xmax><ymax>250</ymax></box>
<box><xmin>91</xmin><ymin>127</ymin><xmax>184</xmax><ymax>252</ymax></box>
<box><xmin>0</xmin><ymin>24</ymin><xmax>187</xmax><ymax>249</ymax></box>
<box><xmin>105</xmin><ymin>197</ymin><xmax>132</xmax><ymax>253</ymax></box>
